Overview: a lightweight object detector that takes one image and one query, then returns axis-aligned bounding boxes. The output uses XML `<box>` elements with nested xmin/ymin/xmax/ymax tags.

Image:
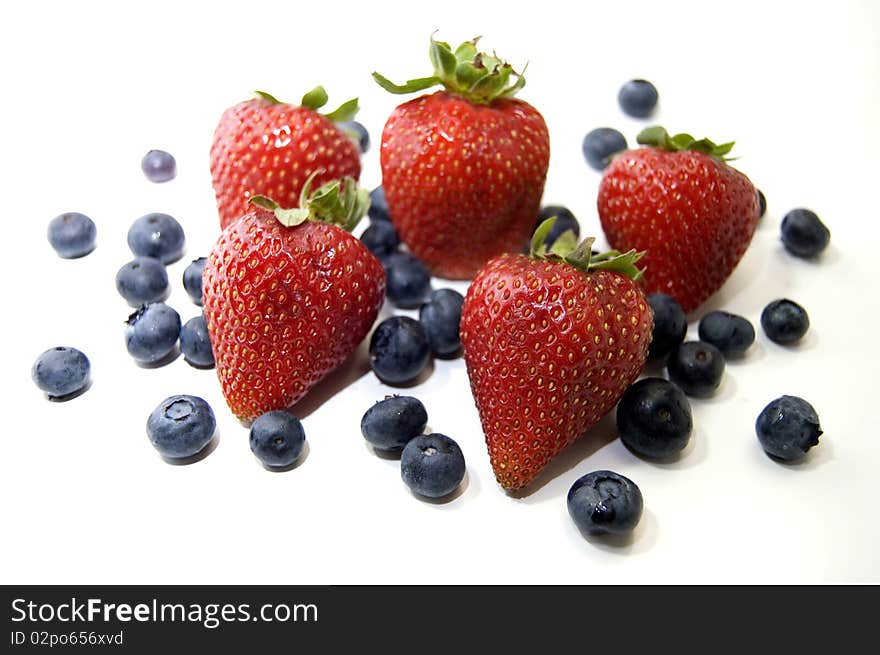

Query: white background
<box><xmin>2</xmin><ymin>0</ymin><xmax>878</xmax><ymax>584</ymax></box>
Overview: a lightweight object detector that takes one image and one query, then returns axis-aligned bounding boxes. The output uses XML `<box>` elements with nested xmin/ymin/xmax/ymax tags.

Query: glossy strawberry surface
<box><xmin>597</xmin><ymin>147</ymin><xmax>759</xmax><ymax>313</ymax></box>
<box><xmin>460</xmin><ymin>254</ymin><xmax>652</xmax><ymax>490</ymax></box>
<box><xmin>380</xmin><ymin>91</ymin><xmax>549</xmax><ymax>280</ymax></box>
<box><xmin>210</xmin><ymin>99</ymin><xmax>361</xmax><ymax>230</ymax></box>
<box><xmin>202</xmin><ymin>208</ymin><xmax>385</xmax><ymax>421</ymax></box>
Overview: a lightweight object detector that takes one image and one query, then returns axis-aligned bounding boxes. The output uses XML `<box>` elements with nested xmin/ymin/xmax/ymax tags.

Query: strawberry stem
<box><xmin>249</xmin><ymin>176</ymin><xmax>369</xmax><ymax>232</ymax></box>
<box><xmin>637</xmin><ymin>126</ymin><xmax>736</xmax><ymax>160</ymax></box>
<box><xmin>251</xmin><ymin>88</ymin><xmax>359</xmax><ymax>122</ymax></box>
<box><xmin>530</xmin><ymin>218</ymin><xmax>645</xmax><ymax>281</ymax></box>
<box><xmin>372</xmin><ymin>35</ymin><xmax>527</xmax><ymax>105</ymax></box>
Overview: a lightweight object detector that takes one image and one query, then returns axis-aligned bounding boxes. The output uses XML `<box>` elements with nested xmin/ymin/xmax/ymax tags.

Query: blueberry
<box><xmin>115</xmin><ymin>257</ymin><xmax>169</xmax><ymax>306</ymax></box>
<box><xmin>698</xmin><ymin>310</ymin><xmax>755</xmax><ymax>357</ymax></box>
<box><xmin>141</xmin><ymin>150</ymin><xmax>177</xmax><ymax>183</ymax></box>
<box><xmin>667</xmin><ymin>341</ymin><xmax>725</xmax><ymax>397</ymax></box>
<box><xmin>31</xmin><ymin>347</ymin><xmax>90</xmax><ymax>398</ymax></box>
<box><xmin>250</xmin><ymin>410</ymin><xmax>307</xmax><ymax>468</ymax></box>
<box><xmin>180</xmin><ymin>315</ymin><xmax>214</xmax><ymax>368</ymax></box>
<box><xmin>361</xmin><ymin>396</ymin><xmax>428</xmax><ymax>452</ymax></box>
<box><xmin>337</xmin><ymin>120</ymin><xmax>370</xmax><ymax>154</ymax></box>
<box><xmin>419</xmin><ymin>288</ymin><xmax>464</xmax><ymax>357</ymax></box>
<box><xmin>582</xmin><ymin>128</ymin><xmax>628</xmax><ymax>171</ymax></box>
<box><xmin>385</xmin><ymin>252</ymin><xmax>431</xmax><ymax>309</ymax></box>
<box><xmin>400</xmin><ymin>433</ymin><xmax>466</xmax><ymax>498</ymax></box>
<box><xmin>369</xmin><ymin>316</ymin><xmax>431</xmax><ymax>385</ymax></box>
<box><xmin>360</xmin><ymin>221</ymin><xmax>400</xmax><ymax>258</ymax></box>
<box><xmin>755</xmin><ymin>395</ymin><xmax>822</xmax><ymax>461</ymax></box>
<box><xmin>761</xmin><ymin>299</ymin><xmax>810</xmax><ymax>345</ymax></box>
<box><xmin>147</xmin><ymin>395</ymin><xmax>215</xmax><ymax>459</ymax></box>
<box><xmin>757</xmin><ymin>189</ymin><xmax>767</xmax><ymax>218</ymax></box>
<box><xmin>617</xmin><ymin>378</ymin><xmax>693</xmax><ymax>458</ymax></box>
<box><xmin>647</xmin><ymin>293</ymin><xmax>687</xmax><ymax>359</ymax></box>
<box><xmin>618</xmin><ymin>79</ymin><xmax>659</xmax><ymax>118</ymax></box>
<box><xmin>47</xmin><ymin>212</ymin><xmax>97</xmax><ymax>259</ymax></box>
<box><xmin>368</xmin><ymin>186</ymin><xmax>390</xmax><ymax>223</ymax></box>
<box><xmin>125</xmin><ymin>303</ymin><xmax>181</xmax><ymax>364</ymax></box>
<box><xmin>781</xmin><ymin>208</ymin><xmax>830</xmax><ymax>258</ymax></box>
<box><xmin>182</xmin><ymin>257</ymin><xmax>207</xmax><ymax>305</ymax></box>
<box><xmin>567</xmin><ymin>470</ymin><xmax>643</xmax><ymax>537</ymax></box>
<box><xmin>537</xmin><ymin>205</ymin><xmax>580</xmax><ymax>247</ymax></box>
<box><xmin>127</xmin><ymin>213</ymin><xmax>185</xmax><ymax>264</ymax></box>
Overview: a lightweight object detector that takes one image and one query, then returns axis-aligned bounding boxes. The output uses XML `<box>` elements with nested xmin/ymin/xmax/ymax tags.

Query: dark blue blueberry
<box><xmin>360</xmin><ymin>221</ymin><xmax>400</xmax><ymax>259</ymax></box>
<box><xmin>147</xmin><ymin>395</ymin><xmax>215</xmax><ymax>459</ymax></box>
<box><xmin>617</xmin><ymin>378</ymin><xmax>693</xmax><ymax>458</ymax></box>
<box><xmin>400</xmin><ymin>433</ymin><xmax>465</xmax><ymax>498</ymax></box>
<box><xmin>537</xmin><ymin>206</ymin><xmax>580</xmax><ymax>248</ymax></box>
<box><xmin>667</xmin><ymin>341</ymin><xmax>725</xmax><ymax>397</ymax></box>
<box><xmin>698</xmin><ymin>310</ymin><xmax>755</xmax><ymax>357</ymax></box>
<box><xmin>647</xmin><ymin>293</ymin><xmax>687</xmax><ymax>359</ymax></box>
<box><xmin>368</xmin><ymin>186</ymin><xmax>391</xmax><ymax>223</ymax></box>
<box><xmin>757</xmin><ymin>189</ymin><xmax>767</xmax><ymax>218</ymax></box>
<box><xmin>369</xmin><ymin>316</ymin><xmax>431</xmax><ymax>385</ymax></box>
<box><xmin>755</xmin><ymin>395</ymin><xmax>822</xmax><ymax>461</ymax></box>
<box><xmin>419</xmin><ymin>288</ymin><xmax>464</xmax><ymax>357</ymax></box>
<box><xmin>47</xmin><ymin>212</ymin><xmax>97</xmax><ymax>259</ymax></box>
<box><xmin>781</xmin><ymin>208</ymin><xmax>830</xmax><ymax>258</ymax></box>
<box><xmin>127</xmin><ymin>213</ymin><xmax>185</xmax><ymax>264</ymax></box>
<box><xmin>761</xmin><ymin>299</ymin><xmax>810</xmax><ymax>345</ymax></box>
<box><xmin>582</xmin><ymin>127</ymin><xmax>628</xmax><ymax>171</ymax></box>
<box><xmin>115</xmin><ymin>257</ymin><xmax>169</xmax><ymax>306</ymax></box>
<box><xmin>385</xmin><ymin>252</ymin><xmax>431</xmax><ymax>309</ymax></box>
<box><xmin>141</xmin><ymin>150</ymin><xmax>177</xmax><ymax>183</ymax></box>
<box><xmin>361</xmin><ymin>395</ymin><xmax>428</xmax><ymax>452</ymax></box>
<box><xmin>180</xmin><ymin>315</ymin><xmax>214</xmax><ymax>368</ymax></box>
<box><xmin>250</xmin><ymin>410</ymin><xmax>306</xmax><ymax>468</ymax></box>
<box><xmin>567</xmin><ymin>470</ymin><xmax>643</xmax><ymax>537</ymax></box>
<box><xmin>337</xmin><ymin>120</ymin><xmax>370</xmax><ymax>154</ymax></box>
<box><xmin>618</xmin><ymin>79</ymin><xmax>659</xmax><ymax>118</ymax></box>
<box><xmin>125</xmin><ymin>303</ymin><xmax>181</xmax><ymax>364</ymax></box>
<box><xmin>31</xmin><ymin>347</ymin><xmax>90</xmax><ymax>398</ymax></box>
<box><xmin>182</xmin><ymin>257</ymin><xmax>207</xmax><ymax>305</ymax></box>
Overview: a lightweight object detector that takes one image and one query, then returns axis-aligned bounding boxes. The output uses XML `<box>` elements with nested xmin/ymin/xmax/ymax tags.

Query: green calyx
<box><xmin>637</xmin><ymin>126</ymin><xmax>736</xmax><ymax>160</ymax></box>
<box><xmin>372</xmin><ymin>36</ymin><xmax>526</xmax><ymax>105</ymax></box>
<box><xmin>530</xmin><ymin>218</ymin><xmax>645</xmax><ymax>281</ymax></box>
<box><xmin>249</xmin><ymin>174</ymin><xmax>369</xmax><ymax>233</ymax></box>
<box><xmin>252</xmin><ymin>87</ymin><xmax>359</xmax><ymax>123</ymax></box>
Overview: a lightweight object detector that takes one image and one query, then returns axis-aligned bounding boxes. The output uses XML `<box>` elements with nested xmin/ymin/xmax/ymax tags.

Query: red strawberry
<box><xmin>210</xmin><ymin>87</ymin><xmax>362</xmax><ymax>231</ymax></box>
<box><xmin>597</xmin><ymin>126</ymin><xmax>760</xmax><ymax>313</ymax></box>
<box><xmin>373</xmin><ymin>37</ymin><xmax>550</xmax><ymax>280</ymax></box>
<box><xmin>202</xmin><ymin>178</ymin><xmax>385</xmax><ymax>421</ymax></box>
<box><xmin>460</xmin><ymin>222</ymin><xmax>653</xmax><ymax>491</ymax></box>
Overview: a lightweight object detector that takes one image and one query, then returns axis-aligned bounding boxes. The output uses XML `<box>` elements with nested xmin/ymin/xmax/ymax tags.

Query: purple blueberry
<box><xmin>141</xmin><ymin>150</ymin><xmax>177</xmax><ymax>183</ymax></box>
<box><xmin>116</xmin><ymin>257</ymin><xmax>169</xmax><ymax>306</ymax></box>
<box><xmin>31</xmin><ymin>347</ymin><xmax>91</xmax><ymax>399</ymax></box>
<box><xmin>47</xmin><ymin>212</ymin><xmax>97</xmax><ymax>258</ymax></box>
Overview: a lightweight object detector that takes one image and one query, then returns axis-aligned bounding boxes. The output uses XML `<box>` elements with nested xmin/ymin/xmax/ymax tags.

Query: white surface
<box><xmin>2</xmin><ymin>0</ymin><xmax>878</xmax><ymax>584</ymax></box>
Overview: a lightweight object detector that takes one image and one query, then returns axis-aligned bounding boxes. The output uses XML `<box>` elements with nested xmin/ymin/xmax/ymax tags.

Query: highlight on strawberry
<box><xmin>373</xmin><ymin>36</ymin><xmax>550</xmax><ymax>280</ymax></box>
<box><xmin>202</xmin><ymin>176</ymin><xmax>386</xmax><ymax>422</ymax></box>
<box><xmin>210</xmin><ymin>87</ymin><xmax>362</xmax><ymax>230</ymax></box>
<box><xmin>597</xmin><ymin>126</ymin><xmax>761</xmax><ymax>313</ymax></box>
<box><xmin>460</xmin><ymin>219</ymin><xmax>653</xmax><ymax>491</ymax></box>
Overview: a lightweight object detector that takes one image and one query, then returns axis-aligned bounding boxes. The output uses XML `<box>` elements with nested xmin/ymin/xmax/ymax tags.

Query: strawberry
<box><xmin>202</xmin><ymin>178</ymin><xmax>385</xmax><ymax>421</ymax></box>
<box><xmin>460</xmin><ymin>222</ymin><xmax>653</xmax><ymax>491</ymax></box>
<box><xmin>373</xmin><ymin>37</ymin><xmax>550</xmax><ymax>280</ymax></box>
<box><xmin>210</xmin><ymin>87</ymin><xmax>362</xmax><ymax>231</ymax></box>
<box><xmin>597</xmin><ymin>126</ymin><xmax>760</xmax><ymax>313</ymax></box>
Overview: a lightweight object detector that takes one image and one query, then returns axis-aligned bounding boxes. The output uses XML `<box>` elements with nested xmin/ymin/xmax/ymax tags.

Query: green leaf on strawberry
<box><xmin>249</xmin><ymin>175</ymin><xmax>369</xmax><ymax>232</ymax></box>
<box><xmin>637</xmin><ymin>125</ymin><xmax>736</xmax><ymax>161</ymax></box>
<box><xmin>373</xmin><ymin>35</ymin><xmax>527</xmax><ymax>105</ymax></box>
<box><xmin>530</xmin><ymin>218</ymin><xmax>645</xmax><ymax>280</ymax></box>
